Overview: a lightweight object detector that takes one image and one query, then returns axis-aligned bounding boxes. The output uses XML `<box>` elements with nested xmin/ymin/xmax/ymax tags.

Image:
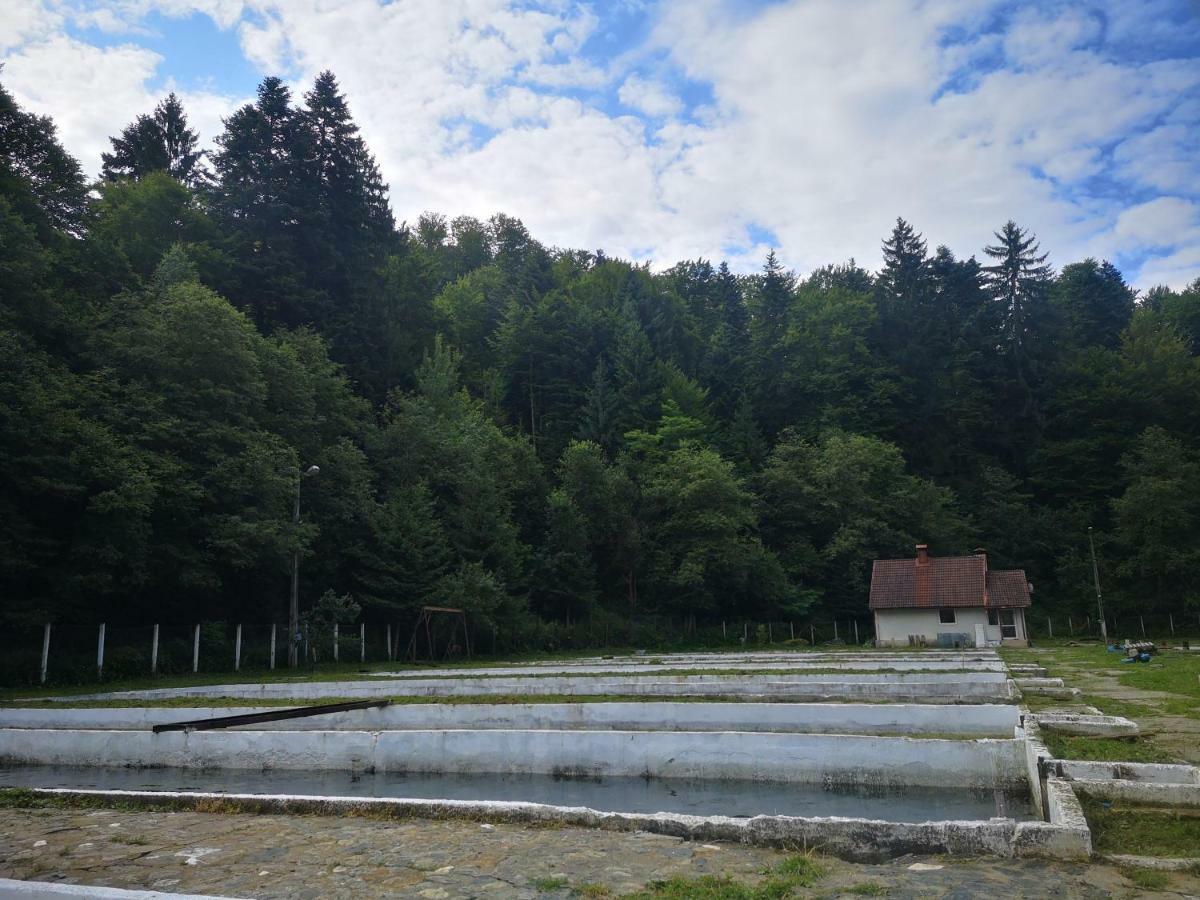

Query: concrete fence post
<box><xmin>810</xmin><ymin>623</ymin><xmax>815</xmax><ymax>645</ymax></box>
<box><xmin>192</xmin><ymin>624</ymin><xmax>200</xmax><ymax>673</ymax></box>
<box><xmin>854</xmin><ymin>619</ymin><xmax>860</xmax><ymax>644</ymax></box>
<box><xmin>40</xmin><ymin>623</ymin><xmax>51</xmax><ymax>685</ymax></box>
<box><xmin>151</xmin><ymin>624</ymin><xmax>159</xmax><ymax>675</ymax></box>
<box><xmin>1170</xmin><ymin>613</ymin><xmax>1175</xmax><ymax>635</ymax></box>
<box><xmin>270</xmin><ymin>623</ymin><xmax>276</xmax><ymax>670</ymax></box>
<box><xmin>1047</xmin><ymin>618</ymin><xmax>1053</xmax><ymax>637</ymax></box>
<box><xmin>790</xmin><ymin>622</ymin><xmax>794</xmax><ymax>640</ymax></box>
<box><xmin>722</xmin><ymin>620</ymin><xmax>726</xmax><ymax>639</ymax></box>
<box><xmin>1068</xmin><ymin>616</ymin><xmax>1073</xmax><ymax>636</ymax></box>
<box><xmin>96</xmin><ymin>623</ymin><xmax>105</xmax><ymax>680</ymax></box>
<box><xmin>1140</xmin><ymin>616</ymin><xmax>1146</xmax><ymax>637</ymax></box>
<box><xmin>333</xmin><ymin>623</ymin><xmax>339</xmax><ymax>662</ymax></box>
<box><xmin>386</xmin><ymin>624</ymin><xmax>392</xmax><ymax>661</ymax></box>
<box><xmin>768</xmin><ymin>622</ymin><xmax>773</xmax><ymax>643</ymax></box>
<box><xmin>743</xmin><ymin>622</ymin><xmax>748</xmax><ymax>642</ymax></box>
<box><xmin>234</xmin><ymin>623</ymin><xmax>242</xmax><ymax>672</ymax></box>
<box><xmin>834</xmin><ymin>620</ymin><xmax>839</xmax><ymax>641</ymax></box>
<box><xmin>360</xmin><ymin>622</ymin><xmax>365</xmax><ymax>663</ymax></box>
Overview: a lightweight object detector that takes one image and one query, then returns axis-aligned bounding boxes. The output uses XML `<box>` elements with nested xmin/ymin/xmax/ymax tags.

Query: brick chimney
<box><xmin>915</xmin><ymin>544</ymin><xmax>929</xmax><ymax>565</ymax></box>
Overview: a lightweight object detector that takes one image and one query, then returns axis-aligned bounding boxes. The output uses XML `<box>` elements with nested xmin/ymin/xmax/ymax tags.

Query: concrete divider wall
<box><xmin>0</xmin><ymin>728</ymin><xmax>1030</xmax><ymax>789</ymax></box>
<box><xmin>364</xmin><ymin>659</ymin><xmax>1010</xmax><ymax>678</ymax></box>
<box><xmin>60</xmin><ymin>672</ymin><xmax>1013</xmax><ymax>703</ymax></box>
<box><xmin>1069</xmin><ymin>779</ymin><xmax>1200</xmax><ymax>807</ymax></box>
<box><xmin>1053</xmin><ymin>759</ymin><xmax>1200</xmax><ymax>785</ymax></box>
<box><xmin>0</xmin><ymin>702</ymin><xmax>1022</xmax><ymax>736</ymax></box>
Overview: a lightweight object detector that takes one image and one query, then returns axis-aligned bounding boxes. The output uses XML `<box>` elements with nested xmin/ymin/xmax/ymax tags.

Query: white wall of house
<box><xmin>873</xmin><ymin>607</ymin><xmax>1027</xmax><ymax>648</ymax></box>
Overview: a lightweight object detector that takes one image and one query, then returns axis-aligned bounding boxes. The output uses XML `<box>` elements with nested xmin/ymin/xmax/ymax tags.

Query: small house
<box><xmin>869</xmin><ymin>545</ymin><xmax>1031</xmax><ymax>647</ymax></box>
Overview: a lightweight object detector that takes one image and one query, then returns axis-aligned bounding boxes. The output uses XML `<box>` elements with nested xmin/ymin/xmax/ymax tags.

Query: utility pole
<box><xmin>289</xmin><ymin>465</ymin><xmax>320</xmax><ymax>667</ymax></box>
<box><xmin>1088</xmin><ymin>526</ymin><xmax>1107</xmax><ymax>642</ymax></box>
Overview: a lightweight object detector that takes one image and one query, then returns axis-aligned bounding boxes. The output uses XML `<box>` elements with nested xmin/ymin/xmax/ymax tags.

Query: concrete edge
<box><xmin>1101</xmin><ymin>854</ymin><xmax>1200</xmax><ymax>871</ymax></box>
<box><xmin>1070</xmin><ymin>779</ymin><xmax>1200</xmax><ymax>808</ymax></box>
<box><xmin>0</xmin><ymin>877</ymin><xmax>250</xmax><ymax>899</ymax></box>
<box><xmin>13</xmin><ymin>787</ymin><xmax>1089</xmax><ymax>863</ymax></box>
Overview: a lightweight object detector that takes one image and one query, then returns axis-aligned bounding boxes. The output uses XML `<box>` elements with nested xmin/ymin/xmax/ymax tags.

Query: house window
<box><xmin>989</xmin><ymin>609</ymin><xmax>1017</xmax><ymax>637</ymax></box>
<box><xmin>939</xmin><ymin>608</ymin><xmax>956</xmax><ymax>624</ymax></box>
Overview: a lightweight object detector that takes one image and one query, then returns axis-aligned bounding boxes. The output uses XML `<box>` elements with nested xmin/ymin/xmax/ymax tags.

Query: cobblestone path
<box><xmin>5</xmin><ymin>805</ymin><xmax>1197</xmax><ymax>897</ymax></box>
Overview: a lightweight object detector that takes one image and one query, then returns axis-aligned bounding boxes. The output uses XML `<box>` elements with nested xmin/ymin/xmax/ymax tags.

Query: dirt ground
<box><xmin>3</xmin><ymin>804</ymin><xmax>1196</xmax><ymax>899</ymax></box>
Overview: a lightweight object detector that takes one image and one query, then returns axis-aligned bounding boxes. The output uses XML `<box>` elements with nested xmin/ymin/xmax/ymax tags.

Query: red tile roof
<box><xmin>869</xmin><ymin>553</ymin><xmax>1031</xmax><ymax>610</ymax></box>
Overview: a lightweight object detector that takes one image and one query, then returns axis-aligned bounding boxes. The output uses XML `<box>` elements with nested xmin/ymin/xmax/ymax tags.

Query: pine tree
<box><xmin>1052</xmin><ymin>258</ymin><xmax>1135</xmax><ymax>350</ymax></box>
<box><xmin>982</xmin><ymin>221</ymin><xmax>1057</xmax><ymax>465</ymax></box>
<box><xmin>102</xmin><ymin>93</ymin><xmax>204</xmax><ymax>185</ymax></box>
<box><xmin>209</xmin><ymin>77</ymin><xmax>315</xmax><ymax>328</ymax></box>
<box><xmin>983</xmin><ymin>220</ymin><xmax>1053</xmax><ymax>356</ymax></box>
<box><xmin>578</xmin><ymin>357</ymin><xmax>618</xmax><ymax>456</ymax></box>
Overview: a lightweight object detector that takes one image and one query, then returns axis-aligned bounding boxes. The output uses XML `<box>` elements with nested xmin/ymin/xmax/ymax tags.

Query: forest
<box><xmin>2</xmin><ymin>71</ymin><xmax>1199</xmax><ymax>645</ymax></box>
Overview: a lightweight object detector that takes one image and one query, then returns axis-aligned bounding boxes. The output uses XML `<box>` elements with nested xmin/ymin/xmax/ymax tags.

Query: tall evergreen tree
<box><xmin>102</xmin><ymin>93</ymin><xmax>204</xmax><ymax>186</ymax></box>
<box><xmin>982</xmin><ymin>221</ymin><xmax>1057</xmax><ymax>465</ymax></box>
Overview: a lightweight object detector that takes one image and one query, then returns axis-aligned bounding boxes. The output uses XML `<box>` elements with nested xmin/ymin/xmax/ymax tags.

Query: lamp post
<box><xmin>288</xmin><ymin>464</ymin><xmax>320</xmax><ymax>668</ymax></box>
<box><xmin>1088</xmin><ymin>526</ymin><xmax>1107</xmax><ymax>642</ymax></box>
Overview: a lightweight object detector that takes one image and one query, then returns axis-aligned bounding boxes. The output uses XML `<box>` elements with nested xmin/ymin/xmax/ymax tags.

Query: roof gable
<box><xmin>869</xmin><ymin>553</ymin><xmax>1031</xmax><ymax>609</ymax></box>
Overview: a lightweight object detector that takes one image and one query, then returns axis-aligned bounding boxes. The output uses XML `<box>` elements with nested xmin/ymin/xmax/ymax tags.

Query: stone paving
<box><xmin>3</xmin><ymin>805</ymin><xmax>1197</xmax><ymax>898</ymax></box>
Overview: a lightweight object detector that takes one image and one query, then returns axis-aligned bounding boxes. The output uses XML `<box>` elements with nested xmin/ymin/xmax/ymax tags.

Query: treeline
<box><xmin>2</xmin><ymin>72</ymin><xmax>1198</xmax><ymax>638</ymax></box>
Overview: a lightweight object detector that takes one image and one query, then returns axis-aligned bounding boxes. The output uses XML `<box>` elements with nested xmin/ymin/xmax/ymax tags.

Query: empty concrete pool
<box><xmin>0</xmin><ymin>764</ymin><xmax>1034</xmax><ymax>822</ymax></box>
<box><xmin>0</xmin><ymin>649</ymin><xmax>1094</xmax><ymax>860</ymax></box>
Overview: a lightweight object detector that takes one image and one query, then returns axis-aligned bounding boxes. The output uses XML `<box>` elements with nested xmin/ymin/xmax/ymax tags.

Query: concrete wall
<box><xmin>0</xmin><ymin>702</ymin><xmax>1023</xmax><ymax>737</ymax></box>
<box><xmin>875</xmin><ymin>608</ymin><xmax>1027</xmax><ymax>648</ymax></box>
<box><xmin>0</xmin><ymin>879</ymin><xmax>248</xmax><ymax>900</ymax></box>
<box><xmin>61</xmin><ymin>672</ymin><xmax>1014</xmax><ymax>703</ymax></box>
<box><xmin>364</xmin><ymin>659</ymin><xmax>1009</xmax><ymax>678</ymax></box>
<box><xmin>0</xmin><ymin>728</ymin><xmax>1030</xmax><ymax>789</ymax></box>
<box><xmin>1052</xmin><ymin>759</ymin><xmax>1200</xmax><ymax>785</ymax></box>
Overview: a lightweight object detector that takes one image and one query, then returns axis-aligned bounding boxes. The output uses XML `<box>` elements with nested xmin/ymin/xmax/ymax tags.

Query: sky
<box><xmin>3</xmin><ymin>0</ymin><xmax>1199</xmax><ymax>290</ymax></box>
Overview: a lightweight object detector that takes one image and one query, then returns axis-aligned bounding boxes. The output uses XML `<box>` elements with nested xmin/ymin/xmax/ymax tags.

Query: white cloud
<box><xmin>2</xmin><ymin>0</ymin><xmax>1198</xmax><ymax>289</ymax></box>
<box><xmin>618</xmin><ymin>74</ymin><xmax>682</xmax><ymax>118</ymax></box>
<box><xmin>2</xmin><ymin>28</ymin><xmax>244</xmax><ymax>182</ymax></box>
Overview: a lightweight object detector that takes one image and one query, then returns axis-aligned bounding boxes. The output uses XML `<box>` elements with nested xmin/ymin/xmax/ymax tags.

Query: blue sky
<box><xmin>4</xmin><ymin>0</ymin><xmax>1199</xmax><ymax>289</ymax></box>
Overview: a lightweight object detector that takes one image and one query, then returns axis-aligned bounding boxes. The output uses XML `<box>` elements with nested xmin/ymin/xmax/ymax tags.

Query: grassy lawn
<box><xmin>1002</xmin><ymin>643</ymin><xmax>1200</xmax><ymax>720</ymax></box>
<box><xmin>1039</xmin><ymin>732</ymin><xmax>1178</xmax><ymax>763</ymax></box>
<box><xmin>1082</xmin><ymin>796</ymin><xmax>1200</xmax><ymax>858</ymax></box>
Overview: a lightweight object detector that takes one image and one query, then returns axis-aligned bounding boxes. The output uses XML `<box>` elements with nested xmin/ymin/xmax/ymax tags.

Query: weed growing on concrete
<box><xmin>571</xmin><ymin>884</ymin><xmax>613</xmax><ymax>897</ymax></box>
<box><xmin>1123</xmin><ymin>867</ymin><xmax>1169</xmax><ymax>891</ymax></box>
<box><xmin>533</xmin><ymin>875</ymin><xmax>569</xmax><ymax>890</ymax></box>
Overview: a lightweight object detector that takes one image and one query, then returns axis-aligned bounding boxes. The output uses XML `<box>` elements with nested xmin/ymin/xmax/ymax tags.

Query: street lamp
<box><xmin>288</xmin><ymin>464</ymin><xmax>320</xmax><ymax>668</ymax></box>
<box><xmin>1088</xmin><ymin>526</ymin><xmax>1107</xmax><ymax>642</ymax></box>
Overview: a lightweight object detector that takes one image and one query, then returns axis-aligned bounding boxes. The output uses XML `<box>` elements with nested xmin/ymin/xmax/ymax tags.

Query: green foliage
<box><xmin>0</xmin><ymin>71</ymin><xmax>1197</xmax><ymax>654</ymax></box>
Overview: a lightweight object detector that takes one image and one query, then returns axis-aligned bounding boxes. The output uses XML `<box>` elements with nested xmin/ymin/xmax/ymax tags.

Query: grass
<box><xmin>1002</xmin><ymin>644</ymin><xmax>1200</xmax><ymax>721</ymax></box>
<box><xmin>1123</xmin><ymin>867</ymin><xmax>1170</xmax><ymax>891</ymax></box>
<box><xmin>626</xmin><ymin>854</ymin><xmax>828</xmax><ymax>899</ymax></box>
<box><xmin>533</xmin><ymin>875</ymin><xmax>569</xmax><ymax>891</ymax></box>
<box><xmin>1082</xmin><ymin>797</ymin><xmax>1200</xmax><ymax>858</ymax></box>
<box><xmin>572</xmin><ymin>885</ymin><xmax>614</xmax><ymax>898</ymax></box>
<box><xmin>1040</xmin><ymin>732</ymin><xmax>1179</xmax><ymax>763</ymax></box>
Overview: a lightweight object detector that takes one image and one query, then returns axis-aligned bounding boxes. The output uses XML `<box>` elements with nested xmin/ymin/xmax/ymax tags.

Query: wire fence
<box><xmin>0</xmin><ymin>614</ymin><xmax>879</xmax><ymax>688</ymax></box>
<box><xmin>7</xmin><ymin>610</ymin><xmax>1194</xmax><ymax>688</ymax></box>
<box><xmin>1025</xmin><ymin>611</ymin><xmax>1200</xmax><ymax>642</ymax></box>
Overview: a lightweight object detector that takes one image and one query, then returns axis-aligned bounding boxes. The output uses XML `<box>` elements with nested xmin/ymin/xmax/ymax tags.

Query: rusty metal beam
<box><xmin>151</xmin><ymin>699</ymin><xmax>391</xmax><ymax>733</ymax></box>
